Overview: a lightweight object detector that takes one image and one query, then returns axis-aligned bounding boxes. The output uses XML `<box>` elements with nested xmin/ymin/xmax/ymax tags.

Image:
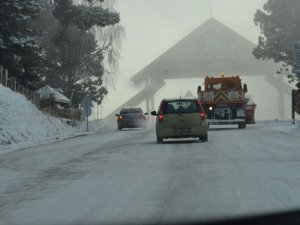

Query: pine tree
<box><xmin>253</xmin><ymin>0</ymin><xmax>300</xmax><ymax>81</ymax></box>
<box><xmin>0</xmin><ymin>0</ymin><xmax>43</xmax><ymax>89</ymax></box>
<box><xmin>48</xmin><ymin>0</ymin><xmax>121</xmax><ymax>106</ymax></box>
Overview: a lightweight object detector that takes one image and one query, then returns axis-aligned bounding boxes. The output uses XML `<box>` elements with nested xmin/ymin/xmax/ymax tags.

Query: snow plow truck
<box><xmin>197</xmin><ymin>74</ymin><xmax>256</xmax><ymax>129</ymax></box>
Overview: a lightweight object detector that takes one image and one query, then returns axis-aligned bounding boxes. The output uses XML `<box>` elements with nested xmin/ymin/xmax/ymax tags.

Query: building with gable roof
<box><xmin>107</xmin><ymin>18</ymin><xmax>288</xmax><ymax>120</ymax></box>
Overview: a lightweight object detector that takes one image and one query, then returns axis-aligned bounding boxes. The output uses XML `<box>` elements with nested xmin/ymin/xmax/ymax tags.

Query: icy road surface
<box><xmin>0</xmin><ymin>122</ymin><xmax>300</xmax><ymax>225</ymax></box>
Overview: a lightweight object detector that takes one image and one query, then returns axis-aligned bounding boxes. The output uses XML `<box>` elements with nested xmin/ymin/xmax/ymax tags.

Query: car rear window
<box><xmin>162</xmin><ymin>100</ymin><xmax>202</xmax><ymax>114</ymax></box>
<box><xmin>120</xmin><ymin>108</ymin><xmax>142</xmax><ymax>114</ymax></box>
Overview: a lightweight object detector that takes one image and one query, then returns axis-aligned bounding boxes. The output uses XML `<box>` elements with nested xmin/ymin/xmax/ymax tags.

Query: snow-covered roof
<box><xmin>37</xmin><ymin>85</ymin><xmax>70</xmax><ymax>104</ymax></box>
<box><xmin>184</xmin><ymin>91</ymin><xmax>195</xmax><ymax>98</ymax></box>
<box><xmin>131</xmin><ymin>18</ymin><xmax>279</xmax><ymax>84</ymax></box>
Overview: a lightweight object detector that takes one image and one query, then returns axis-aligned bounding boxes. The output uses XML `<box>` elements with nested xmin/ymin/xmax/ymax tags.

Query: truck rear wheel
<box><xmin>157</xmin><ymin>136</ymin><xmax>163</xmax><ymax>144</ymax></box>
<box><xmin>238</xmin><ymin>123</ymin><xmax>246</xmax><ymax>129</ymax></box>
<box><xmin>199</xmin><ymin>134</ymin><xmax>208</xmax><ymax>142</ymax></box>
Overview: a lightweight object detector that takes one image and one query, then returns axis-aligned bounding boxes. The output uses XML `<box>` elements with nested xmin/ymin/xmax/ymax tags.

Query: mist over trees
<box><xmin>0</xmin><ymin>0</ymin><xmax>123</xmax><ymax>106</ymax></box>
<box><xmin>253</xmin><ymin>0</ymin><xmax>300</xmax><ymax>81</ymax></box>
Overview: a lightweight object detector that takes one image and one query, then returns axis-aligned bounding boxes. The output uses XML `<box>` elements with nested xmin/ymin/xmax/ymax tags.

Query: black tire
<box><xmin>238</xmin><ymin>123</ymin><xmax>246</xmax><ymax>129</ymax></box>
<box><xmin>199</xmin><ymin>134</ymin><xmax>208</xmax><ymax>142</ymax></box>
<box><xmin>157</xmin><ymin>136</ymin><xmax>163</xmax><ymax>144</ymax></box>
<box><xmin>118</xmin><ymin>127</ymin><xmax>122</xmax><ymax>131</ymax></box>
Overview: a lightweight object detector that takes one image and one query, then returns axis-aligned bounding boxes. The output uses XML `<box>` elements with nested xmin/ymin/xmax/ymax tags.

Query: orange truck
<box><xmin>197</xmin><ymin>74</ymin><xmax>256</xmax><ymax>129</ymax></box>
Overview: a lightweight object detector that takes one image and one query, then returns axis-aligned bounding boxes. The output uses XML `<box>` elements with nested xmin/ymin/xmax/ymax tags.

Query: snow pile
<box><xmin>88</xmin><ymin>119</ymin><xmax>116</xmax><ymax>132</ymax></box>
<box><xmin>264</xmin><ymin>120</ymin><xmax>300</xmax><ymax>137</ymax></box>
<box><xmin>0</xmin><ymin>85</ymin><xmax>80</xmax><ymax>148</ymax></box>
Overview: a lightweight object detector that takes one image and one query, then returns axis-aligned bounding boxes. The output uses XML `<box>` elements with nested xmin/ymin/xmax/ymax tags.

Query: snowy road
<box><xmin>1</xmin><ymin>122</ymin><xmax>300</xmax><ymax>225</ymax></box>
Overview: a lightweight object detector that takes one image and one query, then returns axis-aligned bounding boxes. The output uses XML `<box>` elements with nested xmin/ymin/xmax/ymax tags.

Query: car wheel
<box><xmin>199</xmin><ymin>134</ymin><xmax>208</xmax><ymax>142</ymax></box>
<box><xmin>157</xmin><ymin>136</ymin><xmax>163</xmax><ymax>144</ymax></box>
<box><xmin>118</xmin><ymin>127</ymin><xmax>122</xmax><ymax>131</ymax></box>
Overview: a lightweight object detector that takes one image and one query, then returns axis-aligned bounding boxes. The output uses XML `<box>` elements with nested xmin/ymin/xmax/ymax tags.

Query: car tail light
<box><xmin>118</xmin><ymin>115</ymin><xmax>124</xmax><ymax>121</ymax></box>
<box><xmin>200</xmin><ymin>112</ymin><xmax>205</xmax><ymax>121</ymax></box>
<box><xmin>140</xmin><ymin>114</ymin><xmax>146</xmax><ymax>119</ymax></box>
<box><xmin>158</xmin><ymin>101</ymin><xmax>165</xmax><ymax>113</ymax></box>
<box><xmin>158</xmin><ymin>114</ymin><xmax>164</xmax><ymax>122</ymax></box>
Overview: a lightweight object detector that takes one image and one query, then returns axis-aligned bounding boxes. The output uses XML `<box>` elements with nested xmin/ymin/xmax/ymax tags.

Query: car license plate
<box><xmin>173</xmin><ymin>128</ymin><xmax>191</xmax><ymax>134</ymax></box>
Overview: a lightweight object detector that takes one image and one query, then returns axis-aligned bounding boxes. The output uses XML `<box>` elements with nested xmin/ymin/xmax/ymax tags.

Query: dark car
<box><xmin>116</xmin><ymin>107</ymin><xmax>147</xmax><ymax>130</ymax></box>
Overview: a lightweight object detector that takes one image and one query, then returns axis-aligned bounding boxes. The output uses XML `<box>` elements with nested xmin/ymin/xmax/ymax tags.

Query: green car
<box><xmin>151</xmin><ymin>98</ymin><xmax>208</xmax><ymax>143</ymax></box>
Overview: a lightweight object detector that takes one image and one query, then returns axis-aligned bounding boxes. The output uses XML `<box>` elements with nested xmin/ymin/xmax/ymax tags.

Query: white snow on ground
<box><xmin>0</xmin><ymin>85</ymin><xmax>82</xmax><ymax>150</ymax></box>
<box><xmin>1</xmin><ymin>119</ymin><xmax>300</xmax><ymax>224</ymax></box>
<box><xmin>262</xmin><ymin>120</ymin><xmax>300</xmax><ymax>138</ymax></box>
<box><xmin>87</xmin><ymin>118</ymin><xmax>117</xmax><ymax>133</ymax></box>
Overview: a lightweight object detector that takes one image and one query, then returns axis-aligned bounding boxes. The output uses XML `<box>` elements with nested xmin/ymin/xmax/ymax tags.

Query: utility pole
<box><xmin>292</xmin><ymin>90</ymin><xmax>297</xmax><ymax>124</ymax></box>
<box><xmin>292</xmin><ymin>42</ymin><xmax>300</xmax><ymax>123</ymax></box>
<box><xmin>206</xmin><ymin>0</ymin><xmax>213</xmax><ymax>18</ymax></box>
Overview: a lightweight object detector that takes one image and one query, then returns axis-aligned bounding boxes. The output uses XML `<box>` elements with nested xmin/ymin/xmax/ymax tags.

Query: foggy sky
<box><xmin>115</xmin><ymin>0</ymin><xmax>265</xmax><ymax>78</ymax></box>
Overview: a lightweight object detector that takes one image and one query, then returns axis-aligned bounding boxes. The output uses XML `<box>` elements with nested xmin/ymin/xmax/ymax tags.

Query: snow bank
<box><xmin>0</xmin><ymin>85</ymin><xmax>81</xmax><ymax>149</ymax></box>
<box><xmin>88</xmin><ymin>119</ymin><xmax>116</xmax><ymax>132</ymax></box>
<box><xmin>263</xmin><ymin>120</ymin><xmax>300</xmax><ymax>137</ymax></box>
